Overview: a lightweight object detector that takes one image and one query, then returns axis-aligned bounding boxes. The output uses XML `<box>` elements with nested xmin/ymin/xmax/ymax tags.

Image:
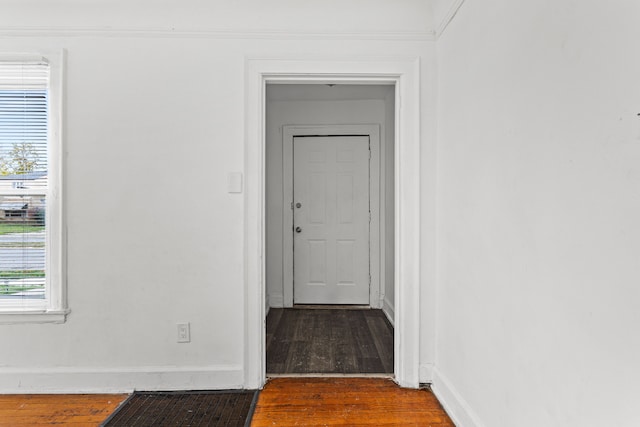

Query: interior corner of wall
<box><xmin>382</xmin><ymin>297</ymin><xmax>395</xmax><ymax>326</ymax></box>
<box><xmin>267</xmin><ymin>294</ymin><xmax>284</xmax><ymax>309</ymax></box>
<box><xmin>432</xmin><ymin>367</ymin><xmax>486</xmax><ymax>427</ymax></box>
<box><xmin>419</xmin><ymin>363</ymin><xmax>434</xmax><ymax>383</ymax></box>
<box><xmin>434</xmin><ymin>0</ymin><xmax>466</xmax><ymax>40</ymax></box>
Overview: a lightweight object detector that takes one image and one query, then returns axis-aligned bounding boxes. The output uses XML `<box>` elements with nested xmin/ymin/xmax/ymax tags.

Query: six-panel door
<box><xmin>293</xmin><ymin>135</ymin><xmax>370</xmax><ymax>304</ymax></box>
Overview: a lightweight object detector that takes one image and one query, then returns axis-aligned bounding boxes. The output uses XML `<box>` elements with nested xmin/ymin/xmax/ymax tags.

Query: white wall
<box><xmin>436</xmin><ymin>1</ymin><xmax>640</xmax><ymax>426</ymax></box>
<box><xmin>265</xmin><ymin>85</ymin><xmax>395</xmax><ymax>316</ymax></box>
<box><xmin>0</xmin><ymin>0</ymin><xmax>434</xmax><ymax>35</ymax></box>
<box><xmin>0</xmin><ymin>3</ymin><xmax>437</xmax><ymax>392</ymax></box>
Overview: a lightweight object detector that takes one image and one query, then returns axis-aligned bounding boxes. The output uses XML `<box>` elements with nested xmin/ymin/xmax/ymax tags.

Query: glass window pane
<box><xmin>0</xmin><ymin>195</ymin><xmax>45</xmax><ymax>300</ymax></box>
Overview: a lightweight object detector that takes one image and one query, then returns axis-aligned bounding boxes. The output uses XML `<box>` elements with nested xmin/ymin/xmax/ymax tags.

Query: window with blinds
<box><xmin>0</xmin><ymin>60</ymin><xmax>50</xmax><ymax>307</ymax></box>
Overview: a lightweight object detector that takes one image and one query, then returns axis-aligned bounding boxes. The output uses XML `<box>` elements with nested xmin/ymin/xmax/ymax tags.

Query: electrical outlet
<box><xmin>177</xmin><ymin>322</ymin><xmax>190</xmax><ymax>343</ymax></box>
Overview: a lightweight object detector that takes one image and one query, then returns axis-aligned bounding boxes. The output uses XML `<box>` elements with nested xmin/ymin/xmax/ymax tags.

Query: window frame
<box><xmin>0</xmin><ymin>50</ymin><xmax>67</xmax><ymax>324</ymax></box>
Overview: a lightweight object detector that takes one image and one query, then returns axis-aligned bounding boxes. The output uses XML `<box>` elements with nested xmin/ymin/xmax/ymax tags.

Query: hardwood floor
<box><xmin>251</xmin><ymin>377</ymin><xmax>455</xmax><ymax>426</ymax></box>
<box><xmin>0</xmin><ymin>379</ymin><xmax>456</xmax><ymax>426</ymax></box>
<box><xmin>267</xmin><ymin>308</ymin><xmax>393</xmax><ymax>374</ymax></box>
<box><xmin>0</xmin><ymin>394</ymin><xmax>128</xmax><ymax>426</ymax></box>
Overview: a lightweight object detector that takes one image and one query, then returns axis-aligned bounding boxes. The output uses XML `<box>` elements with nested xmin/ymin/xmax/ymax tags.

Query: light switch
<box><xmin>227</xmin><ymin>172</ymin><xmax>243</xmax><ymax>193</ymax></box>
<box><xmin>177</xmin><ymin>322</ymin><xmax>190</xmax><ymax>343</ymax></box>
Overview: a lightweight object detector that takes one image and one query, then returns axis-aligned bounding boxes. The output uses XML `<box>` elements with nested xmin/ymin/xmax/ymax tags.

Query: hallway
<box><xmin>266</xmin><ymin>308</ymin><xmax>393</xmax><ymax>375</ymax></box>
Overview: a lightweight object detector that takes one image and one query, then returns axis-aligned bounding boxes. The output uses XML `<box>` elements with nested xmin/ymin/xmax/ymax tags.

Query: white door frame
<box><xmin>244</xmin><ymin>57</ymin><xmax>421</xmax><ymax>389</ymax></box>
<box><xmin>283</xmin><ymin>125</ymin><xmax>381</xmax><ymax>308</ymax></box>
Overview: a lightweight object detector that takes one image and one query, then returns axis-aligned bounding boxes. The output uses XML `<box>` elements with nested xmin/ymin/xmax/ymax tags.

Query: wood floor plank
<box><xmin>308</xmin><ymin>314</ymin><xmax>334</xmax><ymax>373</ymax></box>
<box><xmin>331</xmin><ymin>312</ymin><xmax>359</xmax><ymax>373</ymax></box>
<box><xmin>251</xmin><ymin>377</ymin><xmax>455</xmax><ymax>426</ymax></box>
<box><xmin>350</xmin><ymin>311</ymin><xmax>378</xmax><ymax>359</ymax></box>
<box><xmin>366</xmin><ymin>313</ymin><xmax>394</xmax><ymax>373</ymax></box>
<box><xmin>267</xmin><ymin>308</ymin><xmax>393</xmax><ymax>374</ymax></box>
<box><xmin>0</xmin><ymin>394</ymin><xmax>128</xmax><ymax>426</ymax></box>
<box><xmin>267</xmin><ymin>309</ymin><xmax>293</xmax><ymax>372</ymax></box>
<box><xmin>266</xmin><ymin>306</ymin><xmax>284</xmax><ymax>349</ymax></box>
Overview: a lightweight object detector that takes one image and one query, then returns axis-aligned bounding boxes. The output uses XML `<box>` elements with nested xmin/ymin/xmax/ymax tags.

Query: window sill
<box><xmin>0</xmin><ymin>309</ymin><xmax>69</xmax><ymax>324</ymax></box>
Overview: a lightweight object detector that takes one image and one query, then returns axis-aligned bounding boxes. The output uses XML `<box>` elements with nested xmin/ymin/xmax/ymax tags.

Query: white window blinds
<box><xmin>0</xmin><ymin>60</ymin><xmax>49</xmax><ymax>304</ymax></box>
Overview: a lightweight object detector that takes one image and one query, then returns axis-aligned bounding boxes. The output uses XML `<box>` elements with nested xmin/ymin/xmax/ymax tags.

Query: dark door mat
<box><xmin>101</xmin><ymin>390</ymin><xmax>259</xmax><ymax>427</ymax></box>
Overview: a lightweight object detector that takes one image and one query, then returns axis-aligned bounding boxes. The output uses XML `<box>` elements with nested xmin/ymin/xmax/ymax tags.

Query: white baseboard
<box><xmin>382</xmin><ymin>297</ymin><xmax>394</xmax><ymax>327</ymax></box>
<box><xmin>267</xmin><ymin>294</ymin><xmax>284</xmax><ymax>308</ymax></box>
<box><xmin>419</xmin><ymin>363</ymin><xmax>434</xmax><ymax>383</ymax></box>
<box><xmin>432</xmin><ymin>368</ymin><xmax>486</xmax><ymax>427</ymax></box>
<box><xmin>0</xmin><ymin>365</ymin><xmax>244</xmax><ymax>394</ymax></box>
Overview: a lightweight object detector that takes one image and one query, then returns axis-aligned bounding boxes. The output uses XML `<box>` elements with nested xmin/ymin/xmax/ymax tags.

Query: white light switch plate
<box><xmin>227</xmin><ymin>172</ymin><xmax>243</xmax><ymax>193</ymax></box>
<box><xmin>177</xmin><ymin>322</ymin><xmax>190</xmax><ymax>343</ymax></box>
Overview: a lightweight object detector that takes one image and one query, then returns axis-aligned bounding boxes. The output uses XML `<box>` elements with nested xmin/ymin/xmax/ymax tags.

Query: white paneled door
<box><xmin>293</xmin><ymin>136</ymin><xmax>370</xmax><ymax>304</ymax></box>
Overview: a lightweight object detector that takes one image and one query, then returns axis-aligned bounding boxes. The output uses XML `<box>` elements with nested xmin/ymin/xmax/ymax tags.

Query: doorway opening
<box><xmin>244</xmin><ymin>57</ymin><xmax>423</xmax><ymax>389</ymax></box>
<box><xmin>265</xmin><ymin>84</ymin><xmax>395</xmax><ymax>376</ymax></box>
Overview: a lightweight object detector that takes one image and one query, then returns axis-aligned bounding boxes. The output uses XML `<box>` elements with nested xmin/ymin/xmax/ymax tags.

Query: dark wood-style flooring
<box><xmin>266</xmin><ymin>308</ymin><xmax>393</xmax><ymax>374</ymax></box>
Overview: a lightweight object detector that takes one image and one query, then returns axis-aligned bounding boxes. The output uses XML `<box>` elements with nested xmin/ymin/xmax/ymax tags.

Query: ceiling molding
<box><xmin>0</xmin><ymin>1</ymin><xmax>465</xmax><ymax>43</ymax></box>
<box><xmin>0</xmin><ymin>26</ymin><xmax>437</xmax><ymax>42</ymax></box>
<box><xmin>434</xmin><ymin>0</ymin><xmax>466</xmax><ymax>39</ymax></box>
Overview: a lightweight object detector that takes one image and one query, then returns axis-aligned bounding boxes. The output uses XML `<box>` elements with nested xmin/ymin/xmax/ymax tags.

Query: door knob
<box><xmin>295</xmin><ymin>226</ymin><xmax>302</xmax><ymax>233</ymax></box>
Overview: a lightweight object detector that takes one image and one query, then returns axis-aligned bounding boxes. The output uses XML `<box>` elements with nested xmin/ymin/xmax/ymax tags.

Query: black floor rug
<box><xmin>101</xmin><ymin>390</ymin><xmax>259</xmax><ymax>427</ymax></box>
